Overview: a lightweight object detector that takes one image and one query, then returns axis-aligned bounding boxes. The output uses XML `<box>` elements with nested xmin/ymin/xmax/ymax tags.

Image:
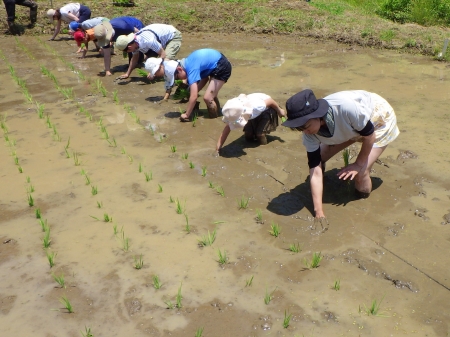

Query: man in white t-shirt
<box><xmin>282</xmin><ymin>89</ymin><xmax>399</xmax><ymax>224</ymax></box>
<box><xmin>216</xmin><ymin>93</ymin><xmax>286</xmax><ymax>153</ymax></box>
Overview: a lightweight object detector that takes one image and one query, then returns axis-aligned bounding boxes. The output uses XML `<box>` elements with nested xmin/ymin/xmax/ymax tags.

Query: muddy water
<box><xmin>0</xmin><ymin>33</ymin><xmax>449</xmax><ymax>337</ymax></box>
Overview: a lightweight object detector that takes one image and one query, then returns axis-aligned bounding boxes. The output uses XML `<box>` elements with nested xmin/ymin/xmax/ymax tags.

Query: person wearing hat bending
<box><xmin>3</xmin><ymin>0</ymin><xmax>38</xmax><ymax>33</ymax></box>
<box><xmin>115</xmin><ymin>24</ymin><xmax>182</xmax><ymax>80</ymax></box>
<box><xmin>282</xmin><ymin>89</ymin><xmax>399</xmax><ymax>221</ymax></box>
<box><xmin>93</xmin><ymin>17</ymin><xmax>144</xmax><ymax>76</ymax></box>
<box><xmin>216</xmin><ymin>94</ymin><xmax>286</xmax><ymax>152</ymax></box>
<box><xmin>174</xmin><ymin>49</ymin><xmax>232</xmax><ymax>121</ymax></box>
<box><xmin>47</xmin><ymin>3</ymin><xmax>91</xmax><ymax>41</ymax></box>
<box><xmin>69</xmin><ymin>16</ymin><xmax>108</xmax><ymax>32</ymax></box>
<box><xmin>143</xmin><ymin>58</ymin><xmax>179</xmax><ymax>102</ymax></box>
<box><xmin>73</xmin><ymin>29</ymin><xmax>98</xmax><ymax>58</ymax></box>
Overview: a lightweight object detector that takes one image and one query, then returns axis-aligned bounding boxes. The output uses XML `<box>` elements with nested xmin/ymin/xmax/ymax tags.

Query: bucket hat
<box><xmin>47</xmin><ymin>9</ymin><xmax>56</xmax><ymax>21</ymax></box>
<box><xmin>94</xmin><ymin>22</ymin><xmax>114</xmax><ymax>48</ymax></box>
<box><xmin>144</xmin><ymin>58</ymin><xmax>162</xmax><ymax>77</ymax></box>
<box><xmin>115</xmin><ymin>32</ymin><xmax>135</xmax><ymax>51</ymax></box>
<box><xmin>281</xmin><ymin>89</ymin><xmax>329</xmax><ymax>128</ymax></box>
<box><xmin>221</xmin><ymin>94</ymin><xmax>255</xmax><ymax>130</ymax></box>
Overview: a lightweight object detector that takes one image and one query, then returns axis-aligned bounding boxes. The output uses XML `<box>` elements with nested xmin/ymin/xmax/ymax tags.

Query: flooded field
<box><xmin>0</xmin><ymin>33</ymin><xmax>449</xmax><ymax>337</ymax></box>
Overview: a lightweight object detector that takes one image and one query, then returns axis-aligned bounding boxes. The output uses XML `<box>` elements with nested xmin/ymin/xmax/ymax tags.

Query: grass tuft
<box><xmin>198</xmin><ymin>229</ymin><xmax>216</xmax><ymax>247</ymax></box>
<box><xmin>60</xmin><ymin>295</ymin><xmax>74</xmax><ymax>313</ymax></box>
<box><xmin>134</xmin><ymin>254</ymin><xmax>144</xmax><ymax>269</ymax></box>
<box><xmin>245</xmin><ymin>275</ymin><xmax>254</xmax><ymax>287</ymax></box>
<box><xmin>304</xmin><ymin>252</ymin><xmax>323</xmax><ymax>269</ymax></box>
<box><xmin>52</xmin><ymin>273</ymin><xmax>65</xmax><ymax>288</ymax></box>
<box><xmin>152</xmin><ymin>275</ymin><xmax>162</xmax><ymax>289</ymax></box>
<box><xmin>237</xmin><ymin>196</ymin><xmax>249</xmax><ymax>209</ymax></box>
<box><xmin>217</xmin><ymin>249</ymin><xmax>228</xmax><ymax>265</ymax></box>
<box><xmin>269</xmin><ymin>222</ymin><xmax>281</xmax><ymax>237</ymax></box>
<box><xmin>283</xmin><ymin>310</ymin><xmax>292</xmax><ymax>329</ymax></box>
<box><xmin>289</xmin><ymin>242</ymin><xmax>302</xmax><ymax>253</ymax></box>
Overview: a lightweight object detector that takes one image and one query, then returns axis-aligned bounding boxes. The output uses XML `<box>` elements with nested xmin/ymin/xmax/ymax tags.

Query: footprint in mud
<box><xmin>106</xmin><ymin>113</ymin><xmax>125</xmax><ymax>124</ymax></box>
<box><xmin>441</xmin><ymin>213</ymin><xmax>450</xmax><ymax>225</ymax></box>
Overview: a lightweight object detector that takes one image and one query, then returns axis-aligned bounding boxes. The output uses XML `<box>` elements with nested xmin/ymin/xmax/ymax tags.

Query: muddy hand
<box><xmin>312</xmin><ymin>217</ymin><xmax>329</xmax><ymax>232</ymax></box>
<box><xmin>337</xmin><ymin>163</ymin><xmax>361</xmax><ymax>181</ymax></box>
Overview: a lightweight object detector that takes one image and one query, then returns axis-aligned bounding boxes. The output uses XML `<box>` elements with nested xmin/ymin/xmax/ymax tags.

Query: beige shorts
<box><xmin>165</xmin><ymin>29</ymin><xmax>182</xmax><ymax>60</ymax></box>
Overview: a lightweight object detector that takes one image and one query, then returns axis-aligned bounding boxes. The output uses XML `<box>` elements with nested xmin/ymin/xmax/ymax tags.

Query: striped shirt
<box><xmin>135</xmin><ymin>24</ymin><xmax>176</xmax><ymax>54</ymax></box>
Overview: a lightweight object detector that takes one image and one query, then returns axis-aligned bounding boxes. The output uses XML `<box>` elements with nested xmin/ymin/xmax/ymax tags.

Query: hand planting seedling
<box><xmin>60</xmin><ymin>296</ymin><xmax>74</xmax><ymax>313</ymax></box>
<box><xmin>289</xmin><ymin>242</ymin><xmax>302</xmax><ymax>253</ymax></box>
<box><xmin>283</xmin><ymin>310</ymin><xmax>292</xmax><ymax>329</ymax></box>
<box><xmin>46</xmin><ymin>250</ymin><xmax>56</xmax><ymax>268</ymax></box>
<box><xmin>133</xmin><ymin>254</ymin><xmax>144</xmax><ymax>269</ymax></box>
<box><xmin>304</xmin><ymin>252</ymin><xmax>323</xmax><ymax>269</ymax></box>
<box><xmin>136</xmin><ymin>69</ymin><xmax>148</xmax><ymax>77</ymax></box>
<box><xmin>217</xmin><ymin>249</ymin><xmax>228</xmax><ymax>265</ymax></box>
<box><xmin>52</xmin><ymin>273</ymin><xmax>65</xmax><ymax>288</ymax></box>
<box><xmin>269</xmin><ymin>222</ymin><xmax>281</xmax><ymax>237</ymax></box>
<box><xmin>245</xmin><ymin>275</ymin><xmax>254</xmax><ymax>287</ymax></box>
<box><xmin>198</xmin><ymin>229</ymin><xmax>216</xmax><ymax>247</ymax></box>
<box><xmin>237</xmin><ymin>196</ymin><xmax>250</xmax><ymax>209</ymax></box>
<box><xmin>152</xmin><ymin>275</ymin><xmax>162</xmax><ymax>289</ymax></box>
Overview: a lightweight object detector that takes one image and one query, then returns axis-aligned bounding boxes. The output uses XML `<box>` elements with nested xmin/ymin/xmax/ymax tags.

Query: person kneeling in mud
<box><xmin>282</xmin><ymin>89</ymin><xmax>399</xmax><ymax>223</ymax></box>
<box><xmin>216</xmin><ymin>93</ymin><xmax>286</xmax><ymax>153</ymax></box>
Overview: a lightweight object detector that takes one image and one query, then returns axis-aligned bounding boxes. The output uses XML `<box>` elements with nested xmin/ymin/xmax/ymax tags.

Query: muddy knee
<box><xmin>257</xmin><ymin>135</ymin><xmax>267</xmax><ymax>145</ymax></box>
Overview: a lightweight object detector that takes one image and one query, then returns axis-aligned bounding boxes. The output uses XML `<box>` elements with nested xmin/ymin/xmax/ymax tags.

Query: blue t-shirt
<box><xmin>184</xmin><ymin>49</ymin><xmax>221</xmax><ymax>85</ymax></box>
<box><xmin>110</xmin><ymin>17</ymin><xmax>144</xmax><ymax>42</ymax></box>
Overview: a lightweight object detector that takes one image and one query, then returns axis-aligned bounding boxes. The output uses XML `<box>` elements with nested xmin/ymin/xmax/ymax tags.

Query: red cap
<box><xmin>74</xmin><ymin>31</ymin><xmax>85</xmax><ymax>46</ymax></box>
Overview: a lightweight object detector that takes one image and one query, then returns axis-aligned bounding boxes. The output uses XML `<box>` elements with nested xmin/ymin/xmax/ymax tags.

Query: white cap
<box><xmin>163</xmin><ymin>60</ymin><xmax>179</xmax><ymax>90</ymax></box>
<box><xmin>144</xmin><ymin>58</ymin><xmax>162</xmax><ymax>77</ymax></box>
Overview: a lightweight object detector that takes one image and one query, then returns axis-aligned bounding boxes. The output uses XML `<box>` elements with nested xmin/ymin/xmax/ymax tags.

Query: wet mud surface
<box><xmin>0</xmin><ymin>33</ymin><xmax>450</xmax><ymax>336</ymax></box>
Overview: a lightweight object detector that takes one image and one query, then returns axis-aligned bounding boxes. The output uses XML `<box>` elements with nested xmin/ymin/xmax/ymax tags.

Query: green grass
<box><xmin>42</xmin><ymin>228</ymin><xmax>51</xmax><ymax>248</ymax></box>
<box><xmin>184</xmin><ymin>214</ymin><xmax>191</xmax><ymax>233</ymax></box>
<box><xmin>201</xmin><ymin>166</ymin><xmax>207</xmax><ymax>177</ymax></box>
<box><xmin>27</xmin><ymin>193</ymin><xmax>34</xmax><ymax>207</ymax></box>
<box><xmin>60</xmin><ymin>295</ymin><xmax>74</xmax><ymax>313</ymax></box>
<box><xmin>217</xmin><ymin>249</ymin><xmax>228</xmax><ymax>265</ymax></box>
<box><xmin>46</xmin><ymin>250</ymin><xmax>56</xmax><ymax>268</ymax></box>
<box><xmin>361</xmin><ymin>295</ymin><xmax>386</xmax><ymax>316</ymax></box>
<box><xmin>134</xmin><ymin>254</ymin><xmax>144</xmax><ymax>269</ymax></box>
<box><xmin>283</xmin><ymin>310</ymin><xmax>292</xmax><ymax>329</ymax></box>
<box><xmin>144</xmin><ymin>171</ymin><xmax>153</xmax><ymax>182</ymax></box>
<box><xmin>35</xmin><ymin>208</ymin><xmax>41</xmax><ymax>219</ymax></box>
<box><xmin>81</xmin><ymin>326</ymin><xmax>93</xmax><ymax>337</ymax></box>
<box><xmin>195</xmin><ymin>327</ymin><xmax>204</xmax><ymax>337</ymax></box>
<box><xmin>333</xmin><ymin>279</ymin><xmax>341</xmax><ymax>291</ymax></box>
<box><xmin>198</xmin><ymin>229</ymin><xmax>216</xmax><ymax>247</ymax></box>
<box><xmin>152</xmin><ymin>275</ymin><xmax>162</xmax><ymax>289</ymax></box>
<box><xmin>264</xmin><ymin>287</ymin><xmax>276</xmax><ymax>305</ymax></box>
<box><xmin>176</xmin><ymin>283</ymin><xmax>183</xmax><ymax>308</ymax></box>
<box><xmin>305</xmin><ymin>252</ymin><xmax>323</xmax><ymax>269</ymax></box>
<box><xmin>52</xmin><ymin>273</ymin><xmax>65</xmax><ymax>288</ymax></box>
<box><xmin>91</xmin><ymin>185</ymin><xmax>98</xmax><ymax>195</ymax></box>
<box><xmin>215</xmin><ymin>186</ymin><xmax>225</xmax><ymax>197</ymax></box>
<box><xmin>269</xmin><ymin>222</ymin><xmax>281</xmax><ymax>237</ymax></box>
<box><xmin>175</xmin><ymin>198</ymin><xmax>184</xmax><ymax>214</ymax></box>
<box><xmin>237</xmin><ymin>196</ymin><xmax>249</xmax><ymax>209</ymax></box>
<box><xmin>289</xmin><ymin>242</ymin><xmax>302</xmax><ymax>253</ymax></box>
<box><xmin>245</xmin><ymin>275</ymin><xmax>254</xmax><ymax>287</ymax></box>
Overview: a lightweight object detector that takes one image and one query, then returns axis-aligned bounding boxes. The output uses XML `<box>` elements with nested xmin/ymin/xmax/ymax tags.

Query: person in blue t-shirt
<box><xmin>174</xmin><ymin>49</ymin><xmax>232</xmax><ymax>122</ymax></box>
<box><xmin>93</xmin><ymin>16</ymin><xmax>144</xmax><ymax>76</ymax></box>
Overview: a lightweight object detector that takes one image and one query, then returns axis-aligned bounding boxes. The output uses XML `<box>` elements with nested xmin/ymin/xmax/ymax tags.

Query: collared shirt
<box><xmin>135</xmin><ymin>24</ymin><xmax>176</xmax><ymax>54</ymax></box>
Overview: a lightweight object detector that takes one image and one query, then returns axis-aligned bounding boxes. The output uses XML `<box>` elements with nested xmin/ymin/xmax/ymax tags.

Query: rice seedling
<box><xmin>121</xmin><ymin>232</ymin><xmax>130</xmax><ymax>252</ymax></box>
<box><xmin>158</xmin><ymin>184</ymin><xmax>163</xmax><ymax>193</ymax></box>
<box><xmin>17</xmin><ymin>166</ymin><xmax>23</xmax><ymax>173</ymax></box>
<box><xmin>97</xmin><ymin>201</ymin><xmax>103</xmax><ymax>208</ymax></box>
<box><xmin>289</xmin><ymin>243</ymin><xmax>302</xmax><ymax>253</ymax></box>
<box><xmin>13</xmin><ymin>155</ymin><xmax>19</xmax><ymax>165</ymax></box>
<box><xmin>136</xmin><ymin>68</ymin><xmax>148</xmax><ymax>77</ymax></box>
<box><xmin>80</xmin><ymin>326</ymin><xmax>93</xmax><ymax>337</ymax></box>
<box><xmin>60</xmin><ymin>296</ymin><xmax>74</xmax><ymax>313</ymax></box>
<box><xmin>121</xmin><ymin>147</ymin><xmax>126</xmax><ymax>154</ymax></box>
<box><xmin>4</xmin><ymin>133</ymin><xmax>9</xmax><ymax>142</ymax></box>
<box><xmin>237</xmin><ymin>196</ymin><xmax>249</xmax><ymax>209</ymax></box>
<box><xmin>42</xmin><ymin>228</ymin><xmax>51</xmax><ymax>248</ymax></box>
<box><xmin>26</xmin><ymin>176</ymin><xmax>31</xmax><ymax>183</ymax></box>
<box><xmin>283</xmin><ymin>310</ymin><xmax>292</xmax><ymax>329</ymax></box>
<box><xmin>182</xmin><ymin>153</ymin><xmax>188</xmax><ymax>159</ymax></box>
<box><xmin>52</xmin><ymin>273</ymin><xmax>65</xmax><ymax>288</ymax></box>
<box><xmin>91</xmin><ymin>185</ymin><xmax>98</xmax><ymax>195</ymax></box>
<box><xmin>85</xmin><ymin>175</ymin><xmax>91</xmax><ymax>185</ymax></box>
<box><xmin>343</xmin><ymin>147</ymin><xmax>350</xmax><ymax>167</ymax></box>
<box><xmin>36</xmin><ymin>102</ymin><xmax>44</xmax><ymax>119</ymax></box>
<box><xmin>269</xmin><ymin>222</ymin><xmax>281</xmax><ymax>237</ymax></box>
<box><xmin>134</xmin><ymin>254</ymin><xmax>144</xmax><ymax>269</ymax></box>
<box><xmin>144</xmin><ymin>171</ymin><xmax>152</xmax><ymax>182</ymax></box>
<box><xmin>195</xmin><ymin>327</ymin><xmax>204</xmax><ymax>337</ymax></box>
<box><xmin>189</xmin><ymin>161</ymin><xmax>195</xmax><ymax>169</ymax></box>
<box><xmin>184</xmin><ymin>214</ymin><xmax>191</xmax><ymax>233</ymax></box>
<box><xmin>198</xmin><ymin>229</ymin><xmax>216</xmax><ymax>247</ymax></box>
<box><xmin>215</xmin><ymin>186</ymin><xmax>225</xmax><ymax>197</ymax></box>
<box><xmin>112</xmin><ymin>89</ymin><xmax>119</xmax><ymax>103</ymax></box>
<box><xmin>217</xmin><ymin>249</ymin><xmax>228</xmax><ymax>265</ymax></box>
<box><xmin>192</xmin><ymin>111</ymin><xmax>198</xmax><ymax>127</ymax></box>
<box><xmin>164</xmin><ymin>300</ymin><xmax>174</xmax><ymax>309</ymax></box>
<box><xmin>208</xmin><ymin>181</ymin><xmax>214</xmax><ymax>188</ymax></box>
<box><xmin>103</xmin><ymin>213</ymin><xmax>112</xmax><ymax>222</ymax></box>
<box><xmin>304</xmin><ymin>252</ymin><xmax>323</xmax><ymax>269</ymax></box>
<box><xmin>176</xmin><ymin>283</ymin><xmax>182</xmax><ymax>308</ymax></box>
<box><xmin>39</xmin><ymin>219</ymin><xmax>49</xmax><ymax>232</ymax></box>
<box><xmin>64</xmin><ymin>148</ymin><xmax>71</xmax><ymax>158</ymax></box>
<box><xmin>102</xmin><ymin>128</ymin><xmax>109</xmax><ymax>140</ymax></box>
<box><xmin>264</xmin><ymin>287</ymin><xmax>276</xmax><ymax>305</ymax></box>
<box><xmin>255</xmin><ymin>209</ymin><xmax>263</xmax><ymax>223</ymax></box>
<box><xmin>46</xmin><ymin>250</ymin><xmax>56</xmax><ymax>268</ymax></box>
<box><xmin>175</xmin><ymin>198</ymin><xmax>184</xmax><ymax>214</ymax></box>
<box><xmin>127</xmin><ymin>155</ymin><xmax>133</xmax><ymax>163</ymax></box>
<box><xmin>138</xmin><ymin>163</ymin><xmax>142</xmax><ymax>173</ymax></box>
<box><xmin>27</xmin><ymin>194</ymin><xmax>34</xmax><ymax>207</ymax></box>
<box><xmin>80</xmin><ymin>169</ymin><xmax>86</xmax><ymax>175</ymax></box>
<box><xmin>53</xmin><ymin>131</ymin><xmax>61</xmax><ymax>142</ymax></box>
<box><xmin>152</xmin><ymin>275</ymin><xmax>162</xmax><ymax>289</ymax></box>
<box><xmin>333</xmin><ymin>279</ymin><xmax>341</xmax><ymax>291</ymax></box>
<box><xmin>201</xmin><ymin>166</ymin><xmax>207</xmax><ymax>177</ymax></box>
<box><xmin>46</xmin><ymin>115</ymin><xmax>52</xmax><ymax>129</ymax></box>
<box><xmin>112</xmin><ymin>223</ymin><xmax>119</xmax><ymax>236</ymax></box>
<box><xmin>23</xmin><ymin>90</ymin><xmax>33</xmax><ymax>103</ymax></box>
<box><xmin>58</xmin><ymin>87</ymin><xmax>74</xmax><ymax>100</ymax></box>
<box><xmin>360</xmin><ymin>295</ymin><xmax>387</xmax><ymax>316</ymax></box>
<box><xmin>107</xmin><ymin>137</ymin><xmax>117</xmax><ymax>147</ymax></box>
<box><xmin>65</xmin><ymin>137</ymin><xmax>70</xmax><ymax>151</ymax></box>
<box><xmin>95</xmin><ymin>79</ymin><xmax>107</xmax><ymax>97</ymax></box>
<box><xmin>97</xmin><ymin>116</ymin><xmax>103</xmax><ymax>127</ymax></box>
<box><xmin>245</xmin><ymin>275</ymin><xmax>254</xmax><ymax>287</ymax></box>
<box><xmin>35</xmin><ymin>208</ymin><xmax>41</xmax><ymax>219</ymax></box>
<box><xmin>169</xmin><ymin>196</ymin><xmax>174</xmax><ymax>203</ymax></box>
<box><xmin>170</xmin><ymin>145</ymin><xmax>177</xmax><ymax>153</ymax></box>
<box><xmin>73</xmin><ymin>152</ymin><xmax>81</xmax><ymax>166</ymax></box>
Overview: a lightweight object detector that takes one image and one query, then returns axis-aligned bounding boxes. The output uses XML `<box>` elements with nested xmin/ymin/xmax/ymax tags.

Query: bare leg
<box><xmin>320</xmin><ymin>140</ymin><xmax>355</xmax><ymax>164</ymax></box>
<box><xmin>354</xmin><ymin>145</ymin><xmax>387</xmax><ymax>195</ymax></box>
<box><xmin>203</xmin><ymin>78</ymin><xmax>225</xmax><ymax>119</ymax></box>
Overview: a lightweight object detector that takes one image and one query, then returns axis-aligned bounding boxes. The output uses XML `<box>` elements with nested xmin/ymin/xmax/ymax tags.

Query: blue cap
<box><xmin>69</xmin><ymin>22</ymin><xmax>80</xmax><ymax>31</ymax></box>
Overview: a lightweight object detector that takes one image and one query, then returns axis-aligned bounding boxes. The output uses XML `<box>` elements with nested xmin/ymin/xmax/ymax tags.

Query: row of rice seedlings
<box><xmin>6</xmin><ymin>63</ymin><xmax>33</xmax><ymax>104</ymax></box>
<box><xmin>14</xmin><ymin>36</ymin><xmax>35</xmax><ymax>59</ymax></box>
<box><xmin>78</xmin><ymin>105</ymin><xmax>93</xmax><ymax>122</ymax></box>
<box><xmin>123</xmin><ymin>104</ymin><xmax>141</xmax><ymax>125</ymax></box>
<box><xmin>90</xmin><ymin>213</ymin><xmax>113</xmax><ymax>222</ymax></box>
<box><xmin>94</xmin><ymin>79</ymin><xmax>108</xmax><ymax>97</ymax></box>
<box><xmin>165</xmin><ymin>283</ymin><xmax>183</xmax><ymax>309</ymax></box>
<box><xmin>40</xmin><ymin>65</ymin><xmax>58</xmax><ymax>86</ymax></box>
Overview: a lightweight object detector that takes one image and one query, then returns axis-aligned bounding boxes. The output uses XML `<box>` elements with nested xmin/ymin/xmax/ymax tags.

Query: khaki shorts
<box><xmin>165</xmin><ymin>29</ymin><xmax>182</xmax><ymax>60</ymax></box>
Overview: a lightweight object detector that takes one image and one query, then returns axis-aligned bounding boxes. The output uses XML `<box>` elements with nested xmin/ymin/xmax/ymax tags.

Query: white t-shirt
<box><xmin>226</xmin><ymin>93</ymin><xmax>270</xmax><ymax>130</ymax></box>
<box><xmin>303</xmin><ymin>90</ymin><xmax>373</xmax><ymax>152</ymax></box>
<box><xmin>60</xmin><ymin>3</ymin><xmax>80</xmax><ymax>23</ymax></box>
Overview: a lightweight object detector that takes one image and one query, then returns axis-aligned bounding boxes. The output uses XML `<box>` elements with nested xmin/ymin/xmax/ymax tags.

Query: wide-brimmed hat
<box><xmin>163</xmin><ymin>60</ymin><xmax>179</xmax><ymax>89</ymax></box>
<box><xmin>47</xmin><ymin>9</ymin><xmax>56</xmax><ymax>21</ymax></box>
<box><xmin>69</xmin><ymin>21</ymin><xmax>80</xmax><ymax>31</ymax></box>
<box><xmin>144</xmin><ymin>58</ymin><xmax>163</xmax><ymax>77</ymax></box>
<box><xmin>281</xmin><ymin>89</ymin><xmax>329</xmax><ymax>128</ymax></box>
<box><xmin>221</xmin><ymin>94</ymin><xmax>255</xmax><ymax>130</ymax></box>
<box><xmin>115</xmin><ymin>32</ymin><xmax>135</xmax><ymax>51</ymax></box>
<box><xmin>93</xmin><ymin>21</ymin><xmax>114</xmax><ymax>48</ymax></box>
<box><xmin>73</xmin><ymin>31</ymin><xmax>85</xmax><ymax>46</ymax></box>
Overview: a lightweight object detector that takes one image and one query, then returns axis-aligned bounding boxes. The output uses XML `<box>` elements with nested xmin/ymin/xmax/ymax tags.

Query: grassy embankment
<box><xmin>9</xmin><ymin>0</ymin><xmax>450</xmax><ymax>60</ymax></box>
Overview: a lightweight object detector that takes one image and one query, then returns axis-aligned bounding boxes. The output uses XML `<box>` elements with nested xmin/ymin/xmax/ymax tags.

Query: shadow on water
<box><xmin>219</xmin><ymin>134</ymin><xmax>285</xmax><ymax>158</ymax></box>
<box><xmin>267</xmin><ymin>168</ymin><xmax>383</xmax><ymax>216</ymax></box>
